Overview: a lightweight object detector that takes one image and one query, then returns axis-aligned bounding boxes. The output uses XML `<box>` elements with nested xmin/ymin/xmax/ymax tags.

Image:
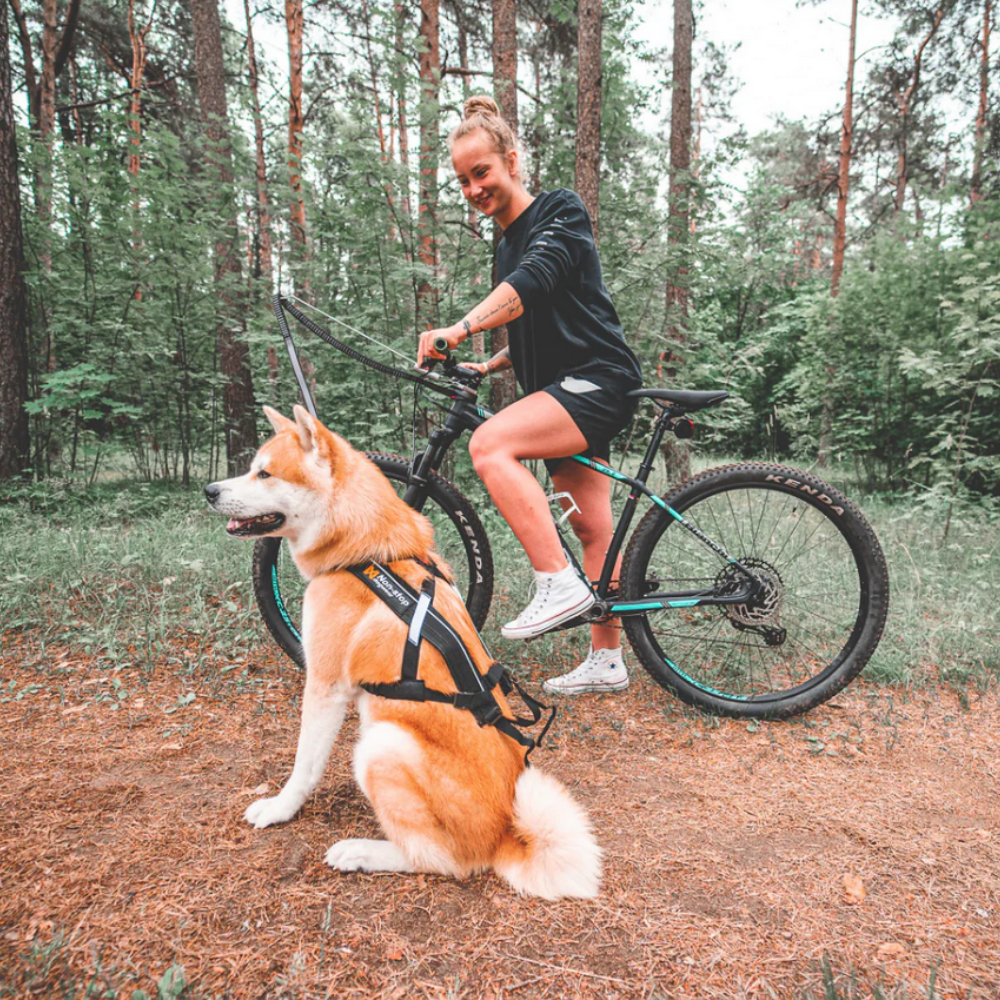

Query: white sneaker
<box><xmin>501</xmin><ymin>565</ymin><xmax>596</xmax><ymax>640</ymax></box>
<box><xmin>543</xmin><ymin>647</ymin><xmax>629</xmax><ymax>695</ymax></box>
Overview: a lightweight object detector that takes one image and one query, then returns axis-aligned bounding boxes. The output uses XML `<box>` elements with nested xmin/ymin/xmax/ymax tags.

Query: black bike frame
<box><xmin>273</xmin><ymin>296</ymin><xmax>761</xmax><ymax>619</ymax></box>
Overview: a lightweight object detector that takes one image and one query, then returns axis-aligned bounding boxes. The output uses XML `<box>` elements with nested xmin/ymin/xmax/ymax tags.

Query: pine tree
<box><xmin>0</xmin><ymin>4</ymin><xmax>31</xmax><ymax>478</ymax></box>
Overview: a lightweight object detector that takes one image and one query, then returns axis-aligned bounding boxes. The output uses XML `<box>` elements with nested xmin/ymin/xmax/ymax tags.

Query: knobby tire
<box><xmin>621</xmin><ymin>463</ymin><xmax>889</xmax><ymax>719</ymax></box>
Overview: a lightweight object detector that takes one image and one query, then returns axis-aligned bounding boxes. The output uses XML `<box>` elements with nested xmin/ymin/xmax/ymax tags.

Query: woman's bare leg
<box><xmin>469</xmin><ymin>392</ymin><xmax>589</xmax><ymax>573</ymax></box>
<box><xmin>549</xmin><ymin>459</ymin><xmax>623</xmax><ymax>652</ymax></box>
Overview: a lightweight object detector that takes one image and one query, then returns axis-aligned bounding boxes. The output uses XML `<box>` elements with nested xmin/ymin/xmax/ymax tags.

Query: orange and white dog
<box><xmin>205</xmin><ymin>406</ymin><xmax>601</xmax><ymax>900</ymax></box>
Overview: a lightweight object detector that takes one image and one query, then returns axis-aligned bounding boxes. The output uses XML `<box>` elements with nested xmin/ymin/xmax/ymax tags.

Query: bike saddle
<box><xmin>627</xmin><ymin>388</ymin><xmax>729</xmax><ymax>410</ymax></box>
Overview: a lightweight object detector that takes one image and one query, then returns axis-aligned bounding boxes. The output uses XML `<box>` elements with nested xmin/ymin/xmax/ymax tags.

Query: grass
<box><xmin>0</xmin><ymin>480</ymin><xmax>266</xmax><ymax>678</ymax></box>
<box><xmin>1</xmin><ymin>461</ymin><xmax>997</xmax><ymax>696</ymax></box>
<box><xmin>798</xmin><ymin>955</ymin><xmax>944</xmax><ymax>999</ymax></box>
<box><xmin>0</xmin><ymin>925</ymin><xmax>190</xmax><ymax>999</ymax></box>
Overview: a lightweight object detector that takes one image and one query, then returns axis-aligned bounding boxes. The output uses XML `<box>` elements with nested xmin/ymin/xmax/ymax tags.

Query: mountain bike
<box><xmin>253</xmin><ymin>294</ymin><xmax>890</xmax><ymax>720</ymax></box>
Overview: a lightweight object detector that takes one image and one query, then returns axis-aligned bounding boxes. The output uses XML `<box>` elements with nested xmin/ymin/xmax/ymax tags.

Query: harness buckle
<box><xmin>476</xmin><ymin>704</ymin><xmax>503</xmax><ymax>727</ymax></box>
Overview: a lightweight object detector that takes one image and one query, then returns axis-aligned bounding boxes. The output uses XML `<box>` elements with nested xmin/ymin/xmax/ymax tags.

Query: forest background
<box><xmin>1</xmin><ymin>0</ymin><xmax>998</xmax><ymax>502</ymax></box>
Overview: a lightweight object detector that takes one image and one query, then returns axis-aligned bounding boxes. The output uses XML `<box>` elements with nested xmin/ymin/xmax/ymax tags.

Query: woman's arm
<box><xmin>416</xmin><ymin>282</ymin><xmax>523</xmax><ymax>367</ymax></box>
<box><xmin>462</xmin><ymin>346</ymin><xmax>512</xmax><ymax>377</ymax></box>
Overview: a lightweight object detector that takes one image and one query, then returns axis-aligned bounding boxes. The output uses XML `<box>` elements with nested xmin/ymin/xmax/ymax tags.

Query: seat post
<box><xmin>634</xmin><ymin>407</ymin><xmax>677</xmax><ymax>485</ymax></box>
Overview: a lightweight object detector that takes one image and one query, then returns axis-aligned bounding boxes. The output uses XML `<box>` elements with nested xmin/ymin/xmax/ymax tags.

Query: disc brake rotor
<box><xmin>715</xmin><ymin>557</ymin><xmax>786</xmax><ymax>643</ymax></box>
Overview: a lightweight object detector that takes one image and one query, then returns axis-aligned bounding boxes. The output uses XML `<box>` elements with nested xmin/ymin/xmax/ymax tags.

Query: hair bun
<box><xmin>463</xmin><ymin>95</ymin><xmax>500</xmax><ymax>121</ymax></box>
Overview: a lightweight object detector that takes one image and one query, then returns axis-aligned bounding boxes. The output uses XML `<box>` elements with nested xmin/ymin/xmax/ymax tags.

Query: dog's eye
<box><xmin>257</xmin><ymin>470</ymin><xmax>271</xmax><ymax>480</ymax></box>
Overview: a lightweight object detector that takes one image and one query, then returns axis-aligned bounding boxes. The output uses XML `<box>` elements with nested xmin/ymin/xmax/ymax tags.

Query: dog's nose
<box><xmin>204</xmin><ymin>483</ymin><xmax>221</xmax><ymax>503</ymax></box>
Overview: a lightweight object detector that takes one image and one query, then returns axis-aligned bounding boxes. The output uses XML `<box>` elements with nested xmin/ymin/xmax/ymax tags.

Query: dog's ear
<box><xmin>263</xmin><ymin>406</ymin><xmax>294</xmax><ymax>436</ymax></box>
<box><xmin>292</xmin><ymin>404</ymin><xmax>322</xmax><ymax>454</ymax></box>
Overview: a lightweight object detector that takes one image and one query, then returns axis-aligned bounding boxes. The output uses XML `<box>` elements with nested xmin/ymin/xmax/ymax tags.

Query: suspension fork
<box><xmin>403</xmin><ymin>410</ymin><xmax>470</xmax><ymax>511</ymax></box>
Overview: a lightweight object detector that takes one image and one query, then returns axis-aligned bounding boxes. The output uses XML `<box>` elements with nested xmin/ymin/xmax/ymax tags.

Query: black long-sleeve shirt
<box><xmin>496</xmin><ymin>189</ymin><xmax>642</xmax><ymax>396</ymax></box>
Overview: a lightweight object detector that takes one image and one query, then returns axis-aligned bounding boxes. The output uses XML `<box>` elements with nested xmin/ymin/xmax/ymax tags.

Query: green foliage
<box><xmin>9</xmin><ymin>0</ymin><xmax>999</xmax><ymax>507</ymax></box>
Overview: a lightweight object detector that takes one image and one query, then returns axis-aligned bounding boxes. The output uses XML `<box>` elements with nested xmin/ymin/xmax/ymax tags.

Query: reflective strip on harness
<box><xmin>347</xmin><ymin>560</ymin><xmax>555</xmax><ymax>758</ymax></box>
<box><xmin>408</xmin><ymin>591</ymin><xmax>432</xmax><ymax>646</ymax></box>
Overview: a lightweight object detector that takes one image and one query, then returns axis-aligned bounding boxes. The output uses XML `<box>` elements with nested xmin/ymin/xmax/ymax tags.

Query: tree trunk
<box><xmin>493</xmin><ymin>0</ymin><xmax>517</xmax><ymax>128</ymax></box>
<box><xmin>286</xmin><ymin>0</ymin><xmax>309</xmax><ymax>297</ymax></box>
<box><xmin>892</xmin><ymin>5</ymin><xmax>945</xmax><ymax>215</ymax></box>
<box><xmin>575</xmin><ymin>0</ymin><xmax>602</xmax><ymax>244</ymax></box>
<box><xmin>394</xmin><ymin>2</ymin><xmax>412</xmax><ymax>221</ymax></box>
<box><xmin>190</xmin><ymin>0</ymin><xmax>257</xmax><ymax>475</ymax></box>
<box><xmin>971</xmin><ymin>0</ymin><xmax>993</xmax><ymax>205</ymax></box>
<box><xmin>361</xmin><ymin>0</ymin><xmax>388</xmax><ymax>160</ymax></box>
<box><xmin>831</xmin><ymin>0</ymin><xmax>857</xmax><ymax>297</ymax></box>
<box><xmin>666</xmin><ymin>0</ymin><xmax>692</xmax><ymax>314</ymax></box>
<box><xmin>8</xmin><ymin>0</ymin><xmax>37</xmax><ymax>123</ymax></box>
<box><xmin>127</xmin><ymin>0</ymin><xmax>153</xmax><ymax>301</ymax></box>
<box><xmin>126</xmin><ymin>0</ymin><xmax>152</xmax><ymax>179</ymax></box>
<box><xmin>244</xmin><ymin>0</ymin><xmax>273</xmax><ymax>283</ymax></box>
<box><xmin>822</xmin><ymin>0</ymin><xmax>859</xmax><ymax>465</ymax></box>
<box><xmin>0</xmin><ymin>6</ymin><xmax>31</xmax><ymax>479</ymax></box>
<box><xmin>458</xmin><ymin>11</ymin><xmax>486</xmax><ymax>356</ymax></box>
<box><xmin>490</xmin><ymin>0</ymin><xmax>518</xmax><ymax>411</ymax></box>
<box><xmin>661</xmin><ymin>0</ymin><xmax>693</xmax><ymax>480</ymax></box>
<box><xmin>416</xmin><ymin>0</ymin><xmax>440</xmax><ymax>330</ymax></box>
<box><xmin>691</xmin><ymin>85</ymin><xmax>702</xmax><ymax>233</ymax></box>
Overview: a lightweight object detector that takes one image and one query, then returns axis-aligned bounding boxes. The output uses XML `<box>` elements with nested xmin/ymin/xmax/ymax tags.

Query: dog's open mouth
<box><xmin>226</xmin><ymin>513</ymin><xmax>286</xmax><ymax>537</ymax></box>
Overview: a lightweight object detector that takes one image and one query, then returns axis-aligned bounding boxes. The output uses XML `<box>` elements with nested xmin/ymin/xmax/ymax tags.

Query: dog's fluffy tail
<box><xmin>493</xmin><ymin>767</ymin><xmax>602</xmax><ymax>900</ymax></box>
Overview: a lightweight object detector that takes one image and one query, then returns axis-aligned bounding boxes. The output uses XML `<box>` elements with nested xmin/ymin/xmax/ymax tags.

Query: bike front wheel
<box><xmin>253</xmin><ymin>452</ymin><xmax>494</xmax><ymax>667</ymax></box>
<box><xmin>621</xmin><ymin>463</ymin><xmax>889</xmax><ymax>719</ymax></box>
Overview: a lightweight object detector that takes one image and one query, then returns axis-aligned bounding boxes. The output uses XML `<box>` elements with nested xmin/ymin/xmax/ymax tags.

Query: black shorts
<box><xmin>541</xmin><ymin>372</ymin><xmax>639</xmax><ymax>475</ymax></box>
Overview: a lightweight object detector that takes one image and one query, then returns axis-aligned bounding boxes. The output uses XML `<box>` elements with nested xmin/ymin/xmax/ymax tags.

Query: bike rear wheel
<box><xmin>621</xmin><ymin>463</ymin><xmax>889</xmax><ymax>719</ymax></box>
<box><xmin>253</xmin><ymin>452</ymin><xmax>494</xmax><ymax>667</ymax></box>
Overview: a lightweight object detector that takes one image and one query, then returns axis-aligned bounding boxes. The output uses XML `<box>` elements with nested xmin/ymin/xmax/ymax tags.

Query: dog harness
<box><xmin>347</xmin><ymin>560</ymin><xmax>555</xmax><ymax>760</ymax></box>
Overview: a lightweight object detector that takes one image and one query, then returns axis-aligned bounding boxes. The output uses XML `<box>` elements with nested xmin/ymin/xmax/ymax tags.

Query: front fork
<box><xmin>403</xmin><ymin>422</ymin><xmax>465</xmax><ymax>511</ymax></box>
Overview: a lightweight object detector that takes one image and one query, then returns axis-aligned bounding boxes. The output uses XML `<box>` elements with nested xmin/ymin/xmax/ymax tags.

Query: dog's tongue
<box><xmin>227</xmin><ymin>518</ymin><xmax>244</xmax><ymax>531</ymax></box>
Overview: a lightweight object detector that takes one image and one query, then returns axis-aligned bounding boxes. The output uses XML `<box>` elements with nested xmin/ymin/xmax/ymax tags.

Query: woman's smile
<box><xmin>450</xmin><ymin>128</ymin><xmax>532</xmax><ymax>230</ymax></box>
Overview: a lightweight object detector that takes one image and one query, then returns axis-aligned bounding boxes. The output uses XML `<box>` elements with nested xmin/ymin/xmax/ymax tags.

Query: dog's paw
<box><xmin>325</xmin><ymin>839</ymin><xmax>374</xmax><ymax>871</ymax></box>
<box><xmin>244</xmin><ymin>795</ymin><xmax>299</xmax><ymax>829</ymax></box>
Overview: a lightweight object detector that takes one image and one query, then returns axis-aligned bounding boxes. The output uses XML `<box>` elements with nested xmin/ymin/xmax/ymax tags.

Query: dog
<box><xmin>204</xmin><ymin>405</ymin><xmax>601</xmax><ymax>900</ymax></box>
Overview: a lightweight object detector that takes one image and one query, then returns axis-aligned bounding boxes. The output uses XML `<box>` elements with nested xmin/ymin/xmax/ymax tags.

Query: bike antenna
<box><xmin>272</xmin><ymin>294</ymin><xmax>463</xmax><ymax>404</ymax></box>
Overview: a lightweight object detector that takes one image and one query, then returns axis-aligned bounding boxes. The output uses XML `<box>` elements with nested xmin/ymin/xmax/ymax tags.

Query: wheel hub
<box><xmin>715</xmin><ymin>558</ymin><xmax>786</xmax><ymax>645</ymax></box>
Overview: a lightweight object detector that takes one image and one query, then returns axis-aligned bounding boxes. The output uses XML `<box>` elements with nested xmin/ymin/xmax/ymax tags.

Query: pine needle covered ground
<box><xmin>1</xmin><ymin>484</ymin><xmax>998</xmax><ymax>998</ymax></box>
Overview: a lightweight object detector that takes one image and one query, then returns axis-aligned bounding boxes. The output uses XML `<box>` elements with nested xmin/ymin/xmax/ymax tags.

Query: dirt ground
<box><xmin>1</xmin><ymin>631</ymin><xmax>998</xmax><ymax>1000</ymax></box>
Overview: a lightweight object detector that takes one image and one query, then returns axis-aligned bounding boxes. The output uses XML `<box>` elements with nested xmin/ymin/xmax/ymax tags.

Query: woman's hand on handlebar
<box><xmin>417</xmin><ymin>324</ymin><xmax>466</xmax><ymax>369</ymax></box>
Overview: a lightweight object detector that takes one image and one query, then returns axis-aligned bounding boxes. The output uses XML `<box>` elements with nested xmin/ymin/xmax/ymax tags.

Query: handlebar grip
<box><xmin>433</xmin><ymin>336</ymin><xmax>451</xmax><ymax>354</ymax></box>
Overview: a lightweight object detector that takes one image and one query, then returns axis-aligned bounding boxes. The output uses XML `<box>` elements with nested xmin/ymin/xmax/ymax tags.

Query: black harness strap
<box><xmin>348</xmin><ymin>561</ymin><xmax>555</xmax><ymax>759</ymax></box>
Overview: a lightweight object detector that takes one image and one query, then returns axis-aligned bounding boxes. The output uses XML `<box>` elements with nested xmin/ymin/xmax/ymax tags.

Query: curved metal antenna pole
<box><xmin>286</xmin><ymin>293</ymin><xmax>413</xmax><ymax>365</ymax></box>
<box><xmin>272</xmin><ymin>293</ymin><xmax>318</xmax><ymax>417</ymax></box>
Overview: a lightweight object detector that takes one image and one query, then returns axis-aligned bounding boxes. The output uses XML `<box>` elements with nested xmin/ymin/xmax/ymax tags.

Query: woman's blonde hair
<box><xmin>447</xmin><ymin>95</ymin><xmax>524</xmax><ymax>176</ymax></box>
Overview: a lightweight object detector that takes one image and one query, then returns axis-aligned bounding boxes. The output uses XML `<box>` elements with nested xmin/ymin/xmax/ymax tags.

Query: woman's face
<box><xmin>451</xmin><ymin>129</ymin><xmax>518</xmax><ymax>220</ymax></box>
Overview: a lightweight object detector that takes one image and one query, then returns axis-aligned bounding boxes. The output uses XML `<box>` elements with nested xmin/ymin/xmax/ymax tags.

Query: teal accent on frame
<box><xmin>570</xmin><ymin>454</ymin><xmax>631</xmax><ymax>483</ymax></box>
<box><xmin>611</xmin><ymin>599</ymin><xmax>701</xmax><ymax>611</ymax></box>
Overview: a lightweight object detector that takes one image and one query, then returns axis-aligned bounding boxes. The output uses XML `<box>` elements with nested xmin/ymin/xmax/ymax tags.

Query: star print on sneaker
<box><xmin>501</xmin><ymin>565</ymin><xmax>596</xmax><ymax>640</ymax></box>
<box><xmin>543</xmin><ymin>646</ymin><xmax>629</xmax><ymax>695</ymax></box>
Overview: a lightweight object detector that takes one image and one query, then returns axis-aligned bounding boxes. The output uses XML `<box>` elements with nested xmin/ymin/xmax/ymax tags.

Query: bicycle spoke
<box><xmin>724</xmin><ymin>488</ymin><xmax>747</xmax><ymax>558</ymax></box>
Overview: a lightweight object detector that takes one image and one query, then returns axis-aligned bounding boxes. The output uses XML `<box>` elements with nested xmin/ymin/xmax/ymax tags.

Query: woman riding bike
<box><xmin>417</xmin><ymin>96</ymin><xmax>642</xmax><ymax>697</ymax></box>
